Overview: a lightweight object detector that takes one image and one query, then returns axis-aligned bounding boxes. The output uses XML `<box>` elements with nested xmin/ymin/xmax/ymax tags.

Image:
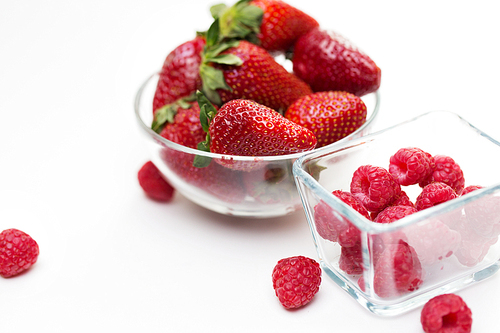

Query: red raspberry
<box><xmin>370</xmin><ymin>191</ymin><xmax>414</xmax><ymax>220</ymax></box>
<box><xmin>420</xmin><ymin>155</ymin><xmax>465</xmax><ymax>194</ymax></box>
<box><xmin>389</xmin><ymin>147</ymin><xmax>435</xmax><ymax>186</ymax></box>
<box><xmin>272</xmin><ymin>256</ymin><xmax>322</xmax><ymax>309</ymax></box>
<box><xmin>0</xmin><ymin>228</ymin><xmax>40</xmax><ymax>278</ymax></box>
<box><xmin>371</xmin><ymin>240</ymin><xmax>423</xmax><ymax>298</ymax></box>
<box><xmin>421</xmin><ymin>294</ymin><xmax>472</xmax><ymax>333</ymax></box>
<box><xmin>339</xmin><ymin>243</ymin><xmax>363</xmax><ymax>275</ymax></box>
<box><xmin>461</xmin><ymin>185</ymin><xmax>483</xmax><ymax>196</ymax></box>
<box><xmin>137</xmin><ymin>161</ymin><xmax>175</xmax><ymax>202</ymax></box>
<box><xmin>350</xmin><ymin>165</ymin><xmax>401</xmax><ymax>213</ymax></box>
<box><xmin>392</xmin><ymin>190</ymin><xmax>415</xmax><ymax>208</ymax></box>
<box><xmin>415</xmin><ymin>182</ymin><xmax>457</xmax><ymax>211</ymax></box>
<box><xmin>374</xmin><ymin>205</ymin><xmax>418</xmax><ymax>224</ymax></box>
<box><xmin>313</xmin><ymin>190</ymin><xmax>369</xmax><ymax>247</ymax></box>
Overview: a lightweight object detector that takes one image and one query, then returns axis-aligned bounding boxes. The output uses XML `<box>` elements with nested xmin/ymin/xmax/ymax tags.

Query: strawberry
<box><xmin>195</xmin><ymin>92</ymin><xmax>316</xmax><ymax>170</ymax></box>
<box><xmin>152</xmin><ymin>97</ymin><xmax>207</xmax><ymax>149</ymax></box>
<box><xmin>285</xmin><ymin>91</ymin><xmax>367</xmax><ymax>148</ymax></box>
<box><xmin>292</xmin><ymin>27</ymin><xmax>381</xmax><ymax>97</ymax></box>
<box><xmin>153</xmin><ymin>36</ymin><xmax>205</xmax><ymax>113</ymax></box>
<box><xmin>211</xmin><ymin>0</ymin><xmax>319</xmax><ymax>53</ymax></box>
<box><xmin>199</xmin><ymin>20</ymin><xmax>312</xmax><ymax>112</ymax></box>
<box><xmin>201</xmin><ymin>95</ymin><xmax>316</xmax><ymax>155</ymax></box>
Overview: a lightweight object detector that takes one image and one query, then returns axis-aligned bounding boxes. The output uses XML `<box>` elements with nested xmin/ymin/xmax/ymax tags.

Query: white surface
<box><xmin>1</xmin><ymin>0</ymin><xmax>499</xmax><ymax>331</ymax></box>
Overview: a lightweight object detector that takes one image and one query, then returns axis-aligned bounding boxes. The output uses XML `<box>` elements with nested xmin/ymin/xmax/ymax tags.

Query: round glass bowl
<box><xmin>135</xmin><ymin>72</ymin><xmax>380</xmax><ymax>218</ymax></box>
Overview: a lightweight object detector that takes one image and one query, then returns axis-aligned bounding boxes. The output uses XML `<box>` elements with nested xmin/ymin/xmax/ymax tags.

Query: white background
<box><xmin>1</xmin><ymin>0</ymin><xmax>499</xmax><ymax>331</ymax></box>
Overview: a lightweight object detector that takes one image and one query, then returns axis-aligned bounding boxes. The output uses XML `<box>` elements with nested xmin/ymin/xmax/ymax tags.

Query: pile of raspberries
<box><xmin>313</xmin><ymin>147</ymin><xmax>499</xmax><ymax>298</ymax></box>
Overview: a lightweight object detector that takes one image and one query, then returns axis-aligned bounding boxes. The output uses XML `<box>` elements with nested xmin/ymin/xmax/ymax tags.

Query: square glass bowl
<box><xmin>293</xmin><ymin>111</ymin><xmax>500</xmax><ymax>315</ymax></box>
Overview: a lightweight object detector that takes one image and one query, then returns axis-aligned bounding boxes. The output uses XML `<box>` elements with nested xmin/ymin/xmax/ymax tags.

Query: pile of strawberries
<box><xmin>314</xmin><ymin>147</ymin><xmax>496</xmax><ymax>298</ymax></box>
<box><xmin>138</xmin><ymin>0</ymin><xmax>381</xmax><ymax>201</ymax></box>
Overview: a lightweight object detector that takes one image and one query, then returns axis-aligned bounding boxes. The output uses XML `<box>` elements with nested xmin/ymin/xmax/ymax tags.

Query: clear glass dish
<box><xmin>134</xmin><ymin>72</ymin><xmax>380</xmax><ymax>218</ymax></box>
<box><xmin>293</xmin><ymin>111</ymin><xmax>500</xmax><ymax>315</ymax></box>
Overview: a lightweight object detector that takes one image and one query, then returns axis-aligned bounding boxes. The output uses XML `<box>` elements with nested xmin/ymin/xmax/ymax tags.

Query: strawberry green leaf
<box><xmin>196</xmin><ymin>90</ymin><xmax>218</xmax><ymax>132</ymax></box>
<box><xmin>204</xmin><ymin>39</ymin><xmax>240</xmax><ymax>60</ymax></box>
<box><xmin>206</xmin><ymin>18</ymin><xmax>221</xmax><ymax>47</ymax></box>
<box><xmin>219</xmin><ymin>0</ymin><xmax>263</xmax><ymax>40</ymax></box>
<box><xmin>210</xmin><ymin>3</ymin><xmax>227</xmax><ymax>19</ymax></box>
<box><xmin>193</xmin><ymin>138</ymin><xmax>212</xmax><ymax>168</ymax></box>
<box><xmin>208</xmin><ymin>54</ymin><xmax>243</xmax><ymax>66</ymax></box>
<box><xmin>151</xmin><ymin>104</ymin><xmax>178</xmax><ymax>133</ymax></box>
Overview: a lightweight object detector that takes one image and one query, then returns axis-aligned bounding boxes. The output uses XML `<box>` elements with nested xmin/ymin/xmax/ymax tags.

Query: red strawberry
<box><xmin>199</xmin><ymin>21</ymin><xmax>312</xmax><ymax>112</ymax></box>
<box><xmin>285</xmin><ymin>91</ymin><xmax>367</xmax><ymax>148</ymax></box>
<box><xmin>152</xmin><ymin>98</ymin><xmax>208</xmax><ymax>149</ymax></box>
<box><xmin>203</xmin><ymin>97</ymin><xmax>316</xmax><ymax>155</ymax></box>
<box><xmin>153</xmin><ymin>36</ymin><xmax>205</xmax><ymax>112</ymax></box>
<box><xmin>212</xmin><ymin>0</ymin><xmax>319</xmax><ymax>53</ymax></box>
<box><xmin>292</xmin><ymin>27</ymin><xmax>381</xmax><ymax>97</ymax></box>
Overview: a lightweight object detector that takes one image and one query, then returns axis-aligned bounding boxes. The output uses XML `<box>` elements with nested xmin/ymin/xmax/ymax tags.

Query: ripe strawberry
<box><xmin>198</xmin><ymin>95</ymin><xmax>316</xmax><ymax>157</ymax></box>
<box><xmin>0</xmin><ymin>228</ymin><xmax>39</xmax><ymax>278</ymax></box>
<box><xmin>285</xmin><ymin>91</ymin><xmax>367</xmax><ymax>148</ymax></box>
<box><xmin>212</xmin><ymin>0</ymin><xmax>319</xmax><ymax>53</ymax></box>
<box><xmin>152</xmin><ymin>98</ymin><xmax>207</xmax><ymax>149</ymax></box>
<box><xmin>199</xmin><ymin>21</ymin><xmax>312</xmax><ymax>112</ymax></box>
<box><xmin>292</xmin><ymin>27</ymin><xmax>381</xmax><ymax>97</ymax></box>
<box><xmin>153</xmin><ymin>36</ymin><xmax>205</xmax><ymax>113</ymax></box>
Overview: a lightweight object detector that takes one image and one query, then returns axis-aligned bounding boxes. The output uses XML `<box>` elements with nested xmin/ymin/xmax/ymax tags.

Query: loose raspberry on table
<box><xmin>313</xmin><ymin>190</ymin><xmax>369</xmax><ymax>247</ymax></box>
<box><xmin>272</xmin><ymin>256</ymin><xmax>321</xmax><ymax>309</ymax></box>
<box><xmin>420</xmin><ymin>294</ymin><xmax>472</xmax><ymax>333</ymax></box>
<box><xmin>419</xmin><ymin>155</ymin><xmax>465</xmax><ymax>194</ymax></box>
<box><xmin>350</xmin><ymin>165</ymin><xmax>401</xmax><ymax>213</ymax></box>
<box><xmin>389</xmin><ymin>147</ymin><xmax>435</xmax><ymax>186</ymax></box>
<box><xmin>0</xmin><ymin>228</ymin><xmax>40</xmax><ymax>278</ymax></box>
<box><xmin>415</xmin><ymin>182</ymin><xmax>458</xmax><ymax>211</ymax></box>
<box><xmin>137</xmin><ymin>161</ymin><xmax>175</xmax><ymax>202</ymax></box>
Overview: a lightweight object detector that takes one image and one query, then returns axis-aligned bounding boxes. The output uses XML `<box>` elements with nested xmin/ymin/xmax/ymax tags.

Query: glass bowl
<box><xmin>134</xmin><ymin>72</ymin><xmax>380</xmax><ymax>218</ymax></box>
<box><xmin>293</xmin><ymin>111</ymin><xmax>500</xmax><ymax>315</ymax></box>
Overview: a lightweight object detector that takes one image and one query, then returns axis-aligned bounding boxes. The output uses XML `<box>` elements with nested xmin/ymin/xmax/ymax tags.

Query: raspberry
<box><xmin>392</xmin><ymin>190</ymin><xmax>415</xmax><ymax>208</ymax></box>
<box><xmin>461</xmin><ymin>185</ymin><xmax>483</xmax><ymax>196</ymax></box>
<box><xmin>374</xmin><ymin>205</ymin><xmax>418</xmax><ymax>224</ymax></box>
<box><xmin>420</xmin><ymin>155</ymin><xmax>465</xmax><ymax>194</ymax></box>
<box><xmin>421</xmin><ymin>294</ymin><xmax>472</xmax><ymax>333</ymax></box>
<box><xmin>137</xmin><ymin>161</ymin><xmax>175</xmax><ymax>202</ymax></box>
<box><xmin>371</xmin><ymin>240</ymin><xmax>423</xmax><ymax>297</ymax></box>
<box><xmin>370</xmin><ymin>191</ymin><xmax>414</xmax><ymax>220</ymax></box>
<box><xmin>452</xmin><ymin>218</ymin><xmax>498</xmax><ymax>267</ymax></box>
<box><xmin>339</xmin><ymin>243</ymin><xmax>363</xmax><ymax>275</ymax></box>
<box><xmin>272</xmin><ymin>256</ymin><xmax>321</xmax><ymax>309</ymax></box>
<box><xmin>313</xmin><ymin>190</ymin><xmax>369</xmax><ymax>247</ymax></box>
<box><xmin>389</xmin><ymin>147</ymin><xmax>435</xmax><ymax>186</ymax></box>
<box><xmin>0</xmin><ymin>228</ymin><xmax>40</xmax><ymax>278</ymax></box>
<box><xmin>405</xmin><ymin>219</ymin><xmax>461</xmax><ymax>266</ymax></box>
<box><xmin>350</xmin><ymin>165</ymin><xmax>401</xmax><ymax>213</ymax></box>
<box><xmin>415</xmin><ymin>182</ymin><xmax>457</xmax><ymax>211</ymax></box>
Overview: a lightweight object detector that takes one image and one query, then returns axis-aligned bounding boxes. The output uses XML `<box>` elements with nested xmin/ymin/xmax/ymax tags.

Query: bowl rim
<box><xmin>134</xmin><ymin>72</ymin><xmax>381</xmax><ymax>162</ymax></box>
<box><xmin>293</xmin><ymin>110</ymin><xmax>500</xmax><ymax>233</ymax></box>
